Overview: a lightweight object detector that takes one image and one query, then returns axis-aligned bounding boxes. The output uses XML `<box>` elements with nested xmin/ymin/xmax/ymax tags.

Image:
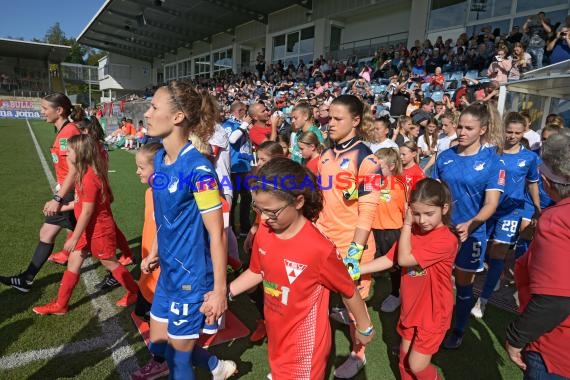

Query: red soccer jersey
<box><xmin>515</xmin><ymin>198</ymin><xmax>570</xmax><ymax>378</ymax></box>
<box><xmin>387</xmin><ymin>225</ymin><xmax>458</xmax><ymax>333</ymax></box>
<box><xmin>50</xmin><ymin>122</ymin><xmax>81</xmax><ymax>186</ymax></box>
<box><xmin>74</xmin><ymin>166</ymin><xmax>116</xmax><ymax>244</ymax></box>
<box><xmin>249</xmin><ymin>220</ymin><xmax>356</xmax><ymax>380</ymax></box>
<box><xmin>402</xmin><ymin>164</ymin><xmax>425</xmax><ymax>196</ymax></box>
<box><xmin>305</xmin><ymin>155</ymin><xmax>319</xmax><ymax>175</ymax></box>
<box><xmin>250</xmin><ymin>123</ymin><xmax>272</xmax><ymax>148</ymax></box>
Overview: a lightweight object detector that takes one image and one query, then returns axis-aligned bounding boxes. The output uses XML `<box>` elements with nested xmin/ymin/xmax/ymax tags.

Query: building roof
<box><xmin>77</xmin><ymin>0</ymin><xmax>310</xmax><ymax>61</ymax></box>
<box><xmin>507</xmin><ymin>59</ymin><xmax>570</xmax><ymax>98</ymax></box>
<box><xmin>0</xmin><ymin>38</ymin><xmax>70</xmax><ymax>62</ymax></box>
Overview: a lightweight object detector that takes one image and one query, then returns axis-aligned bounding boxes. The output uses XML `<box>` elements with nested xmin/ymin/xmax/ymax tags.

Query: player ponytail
<box><xmin>43</xmin><ymin>92</ymin><xmax>73</xmax><ymax>118</ymax></box>
<box><xmin>164</xmin><ymin>80</ymin><xmax>219</xmax><ymax>144</ymax></box>
<box><xmin>255</xmin><ymin>157</ymin><xmax>323</xmax><ymax>222</ymax></box>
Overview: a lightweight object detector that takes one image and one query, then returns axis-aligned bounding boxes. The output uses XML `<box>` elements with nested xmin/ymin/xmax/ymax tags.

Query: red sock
<box><xmin>398</xmin><ymin>346</ymin><xmax>415</xmax><ymax>380</ymax></box>
<box><xmin>56</xmin><ymin>270</ymin><xmax>79</xmax><ymax>307</ymax></box>
<box><xmin>111</xmin><ymin>265</ymin><xmax>139</xmax><ymax>294</ymax></box>
<box><xmin>115</xmin><ymin>225</ymin><xmax>133</xmax><ymax>259</ymax></box>
<box><xmin>414</xmin><ymin>364</ymin><xmax>439</xmax><ymax>380</ymax></box>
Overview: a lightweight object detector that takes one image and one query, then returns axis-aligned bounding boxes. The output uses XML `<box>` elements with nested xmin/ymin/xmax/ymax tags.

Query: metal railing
<box><xmin>60</xmin><ymin>63</ymin><xmax>98</xmax><ymax>85</ymax></box>
<box><xmin>325</xmin><ymin>32</ymin><xmax>409</xmax><ymax>62</ymax></box>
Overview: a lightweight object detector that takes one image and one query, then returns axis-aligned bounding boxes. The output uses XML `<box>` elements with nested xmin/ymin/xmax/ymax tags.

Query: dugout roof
<box><xmin>506</xmin><ymin>59</ymin><xmax>570</xmax><ymax>99</ymax></box>
<box><xmin>77</xmin><ymin>0</ymin><xmax>311</xmax><ymax>62</ymax></box>
<box><xmin>0</xmin><ymin>38</ymin><xmax>70</xmax><ymax>62</ymax></box>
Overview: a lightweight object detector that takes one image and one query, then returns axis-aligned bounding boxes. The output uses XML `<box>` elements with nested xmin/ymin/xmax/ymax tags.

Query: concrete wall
<box><xmin>98</xmin><ymin>53</ymin><xmax>152</xmax><ymax>91</ymax></box>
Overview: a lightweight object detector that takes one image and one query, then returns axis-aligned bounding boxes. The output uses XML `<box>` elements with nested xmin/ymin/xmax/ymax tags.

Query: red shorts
<box><xmin>76</xmin><ymin>229</ymin><xmax>116</xmax><ymax>260</ymax></box>
<box><xmin>397</xmin><ymin>323</ymin><xmax>447</xmax><ymax>355</ymax></box>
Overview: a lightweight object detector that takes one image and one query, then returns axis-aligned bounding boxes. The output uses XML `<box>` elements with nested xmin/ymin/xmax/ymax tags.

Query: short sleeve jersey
<box><xmin>386</xmin><ymin>225</ymin><xmax>458</xmax><ymax>333</ymax></box>
<box><xmin>74</xmin><ymin>166</ymin><xmax>115</xmax><ymax>240</ymax></box>
<box><xmin>249</xmin><ymin>221</ymin><xmax>356</xmax><ymax>380</ymax></box>
<box><xmin>51</xmin><ymin>122</ymin><xmax>81</xmax><ymax>186</ymax></box>
<box><xmin>153</xmin><ymin>143</ymin><xmax>222</xmax><ymax>301</ymax></box>
<box><xmin>290</xmin><ymin>125</ymin><xmax>325</xmax><ymax>164</ymax></box>
<box><xmin>433</xmin><ymin>146</ymin><xmax>505</xmax><ymax>232</ymax></box>
<box><xmin>316</xmin><ymin>139</ymin><xmax>382</xmax><ymax>252</ymax></box>
<box><xmin>496</xmin><ymin>146</ymin><xmax>539</xmax><ymax>214</ymax></box>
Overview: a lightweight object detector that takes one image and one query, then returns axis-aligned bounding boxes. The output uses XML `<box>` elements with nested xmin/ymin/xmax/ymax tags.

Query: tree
<box><xmin>45</xmin><ymin>22</ymin><xmax>66</xmax><ymax>45</ymax></box>
<box><xmin>66</xmin><ymin>38</ymin><xmax>86</xmax><ymax>65</ymax></box>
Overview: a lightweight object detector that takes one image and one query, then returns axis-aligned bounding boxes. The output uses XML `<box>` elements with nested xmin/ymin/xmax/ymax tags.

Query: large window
<box><xmin>194</xmin><ymin>55</ymin><xmax>210</xmax><ymax>79</ymax></box>
<box><xmin>429</xmin><ymin>0</ymin><xmax>468</xmax><ymax>30</ymax></box>
<box><xmin>468</xmin><ymin>0</ymin><xmax>512</xmax><ymax>21</ymax></box>
<box><xmin>212</xmin><ymin>48</ymin><xmax>233</xmax><ymax>77</ymax></box>
<box><xmin>164</xmin><ymin>64</ymin><xmax>177</xmax><ymax>82</ymax></box>
<box><xmin>272</xmin><ymin>26</ymin><xmax>314</xmax><ymax>66</ymax></box>
<box><xmin>517</xmin><ymin>0</ymin><xmax>567</xmax><ymax>12</ymax></box>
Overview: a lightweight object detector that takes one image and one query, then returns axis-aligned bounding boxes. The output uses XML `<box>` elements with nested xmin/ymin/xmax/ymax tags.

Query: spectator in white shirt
<box><xmin>368</xmin><ymin>116</ymin><xmax>399</xmax><ymax>153</ymax></box>
<box><xmin>436</xmin><ymin>111</ymin><xmax>458</xmax><ymax>156</ymax></box>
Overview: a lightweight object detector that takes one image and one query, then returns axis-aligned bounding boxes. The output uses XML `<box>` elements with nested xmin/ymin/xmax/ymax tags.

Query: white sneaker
<box><xmin>330</xmin><ymin>307</ymin><xmax>352</xmax><ymax>325</ymax></box>
<box><xmin>334</xmin><ymin>354</ymin><xmax>366</xmax><ymax>378</ymax></box>
<box><xmin>212</xmin><ymin>360</ymin><xmax>237</xmax><ymax>380</ymax></box>
<box><xmin>471</xmin><ymin>298</ymin><xmax>487</xmax><ymax>319</ymax></box>
<box><xmin>380</xmin><ymin>295</ymin><xmax>401</xmax><ymax>312</ymax></box>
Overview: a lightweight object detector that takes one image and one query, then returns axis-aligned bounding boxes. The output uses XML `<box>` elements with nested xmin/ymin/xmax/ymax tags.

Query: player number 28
<box><xmin>501</xmin><ymin>220</ymin><xmax>519</xmax><ymax>234</ymax></box>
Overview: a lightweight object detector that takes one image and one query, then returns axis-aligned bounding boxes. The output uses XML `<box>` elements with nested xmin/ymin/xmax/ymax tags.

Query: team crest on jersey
<box><xmin>473</xmin><ymin>161</ymin><xmax>486</xmax><ymax>171</ymax></box>
<box><xmin>59</xmin><ymin>138</ymin><xmax>68</xmax><ymax>151</ymax></box>
<box><xmin>284</xmin><ymin>259</ymin><xmax>307</xmax><ymax>284</ymax></box>
<box><xmin>168</xmin><ymin>176</ymin><xmax>179</xmax><ymax>193</ymax></box>
<box><xmin>51</xmin><ymin>152</ymin><xmax>58</xmax><ymax>163</ymax></box>
<box><xmin>407</xmin><ymin>265</ymin><xmax>426</xmax><ymax>277</ymax></box>
<box><xmin>517</xmin><ymin>159</ymin><xmax>526</xmax><ymax>168</ymax></box>
<box><xmin>339</xmin><ymin>158</ymin><xmax>350</xmax><ymax>169</ymax></box>
<box><xmin>379</xmin><ymin>189</ymin><xmax>392</xmax><ymax>202</ymax></box>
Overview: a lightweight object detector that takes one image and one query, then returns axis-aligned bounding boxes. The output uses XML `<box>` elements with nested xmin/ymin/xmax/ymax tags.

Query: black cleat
<box><xmin>0</xmin><ymin>274</ymin><xmax>33</xmax><ymax>293</ymax></box>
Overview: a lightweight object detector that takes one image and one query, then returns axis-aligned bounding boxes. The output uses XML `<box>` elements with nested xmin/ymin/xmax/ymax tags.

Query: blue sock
<box><xmin>454</xmin><ymin>284</ymin><xmax>474</xmax><ymax>334</ymax></box>
<box><xmin>148</xmin><ymin>341</ymin><xmax>167</xmax><ymax>360</ymax></box>
<box><xmin>514</xmin><ymin>239</ymin><xmax>530</xmax><ymax>259</ymax></box>
<box><xmin>165</xmin><ymin>345</ymin><xmax>195</xmax><ymax>380</ymax></box>
<box><xmin>192</xmin><ymin>346</ymin><xmax>219</xmax><ymax>372</ymax></box>
<box><xmin>481</xmin><ymin>258</ymin><xmax>505</xmax><ymax>300</ymax></box>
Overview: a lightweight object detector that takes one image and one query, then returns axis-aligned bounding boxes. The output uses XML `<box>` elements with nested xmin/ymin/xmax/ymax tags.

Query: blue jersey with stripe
<box><xmin>433</xmin><ymin>146</ymin><xmax>505</xmax><ymax>234</ymax></box>
<box><xmin>153</xmin><ymin>143</ymin><xmax>222</xmax><ymax>301</ymax></box>
<box><xmin>496</xmin><ymin>146</ymin><xmax>539</xmax><ymax>214</ymax></box>
<box><xmin>525</xmin><ymin>156</ymin><xmax>555</xmax><ymax>210</ymax></box>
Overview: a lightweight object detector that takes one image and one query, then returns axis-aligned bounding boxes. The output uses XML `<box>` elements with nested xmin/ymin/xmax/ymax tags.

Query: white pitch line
<box><xmin>21</xmin><ymin>119</ymin><xmax>139</xmax><ymax>378</ymax></box>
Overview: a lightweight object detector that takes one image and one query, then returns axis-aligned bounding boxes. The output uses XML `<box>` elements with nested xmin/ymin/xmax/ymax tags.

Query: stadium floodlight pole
<box><xmin>88</xmin><ymin>68</ymin><xmax>92</xmax><ymax>108</ymax></box>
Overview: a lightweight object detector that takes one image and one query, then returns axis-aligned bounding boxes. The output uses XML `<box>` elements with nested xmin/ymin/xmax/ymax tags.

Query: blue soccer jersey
<box><xmin>496</xmin><ymin>146</ymin><xmax>539</xmax><ymax>215</ymax></box>
<box><xmin>222</xmin><ymin>117</ymin><xmax>252</xmax><ymax>173</ymax></box>
<box><xmin>433</xmin><ymin>146</ymin><xmax>505</xmax><ymax>271</ymax></box>
<box><xmin>153</xmin><ymin>143</ymin><xmax>222</xmax><ymax>302</ymax></box>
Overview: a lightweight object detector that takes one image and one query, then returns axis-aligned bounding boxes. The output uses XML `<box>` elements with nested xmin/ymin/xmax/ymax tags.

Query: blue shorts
<box><xmin>487</xmin><ymin>210</ymin><xmax>523</xmax><ymax>245</ymax></box>
<box><xmin>150</xmin><ymin>284</ymin><xmax>218</xmax><ymax>340</ymax></box>
<box><xmin>455</xmin><ymin>230</ymin><xmax>487</xmax><ymax>273</ymax></box>
<box><xmin>521</xmin><ymin>200</ymin><xmax>535</xmax><ymax>221</ymax></box>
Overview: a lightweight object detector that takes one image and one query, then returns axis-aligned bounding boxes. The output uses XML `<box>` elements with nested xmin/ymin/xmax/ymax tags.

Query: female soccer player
<box><xmin>316</xmin><ymin>94</ymin><xmax>381</xmax><ymax>378</ymax></box>
<box><xmin>433</xmin><ymin>101</ymin><xmax>504</xmax><ymax>349</ymax></box>
<box><xmin>140</xmin><ymin>81</ymin><xmax>227</xmax><ymax>380</ymax></box>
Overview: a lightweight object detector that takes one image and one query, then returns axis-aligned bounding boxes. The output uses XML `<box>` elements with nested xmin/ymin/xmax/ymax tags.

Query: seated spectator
<box><xmin>429</xmin><ymin>67</ymin><xmax>445</xmax><ymax>91</ymax></box>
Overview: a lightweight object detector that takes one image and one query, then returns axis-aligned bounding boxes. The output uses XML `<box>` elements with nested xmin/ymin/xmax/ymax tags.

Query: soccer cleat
<box><xmin>47</xmin><ymin>251</ymin><xmax>69</xmax><ymax>265</ymax></box>
<box><xmin>33</xmin><ymin>301</ymin><xmax>68</xmax><ymax>315</ymax></box>
<box><xmin>212</xmin><ymin>359</ymin><xmax>237</xmax><ymax>380</ymax></box>
<box><xmin>330</xmin><ymin>307</ymin><xmax>352</xmax><ymax>325</ymax></box>
<box><xmin>250</xmin><ymin>319</ymin><xmax>267</xmax><ymax>342</ymax></box>
<box><xmin>95</xmin><ymin>273</ymin><xmax>119</xmax><ymax>290</ymax></box>
<box><xmin>118</xmin><ymin>255</ymin><xmax>134</xmax><ymax>266</ymax></box>
<box><xmin>470</xmin><ymin>298</ymin><xmax>487</xmax><ymax>319</ymax></box>
<box><xmin>442</xmin><ymin>329</ymin><xmax>464</xmax><ymax>349</ymax></box>
<box><xmin>380</xmin><ymin>295</ymin><xmax>401</xmax><ymax>313</ymax></box>
<box><xmin>116</xmin><ymin>292</ymin><xmax>138</xmax><ymax>307</ymax></box>
<box><xmin>334</xmin><ymin>354</ymin><xmax>366</xmax><ymax>378</ymax></box>
<box><xmin>0</xmin><ymin>274</ymin><xmax>33</xmax><ymax>293</ymax></box>
<box><xmin>130</xmin><ymin>359</ymin><xmax>169</xmax><ymax>380</ymax></box>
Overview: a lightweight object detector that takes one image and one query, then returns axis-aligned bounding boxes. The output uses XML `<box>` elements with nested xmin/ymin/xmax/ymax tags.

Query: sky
<box><xmin>0</xmin><ymin>0</ymin><xmax>107</xmax><ymax>42</ymax></box>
